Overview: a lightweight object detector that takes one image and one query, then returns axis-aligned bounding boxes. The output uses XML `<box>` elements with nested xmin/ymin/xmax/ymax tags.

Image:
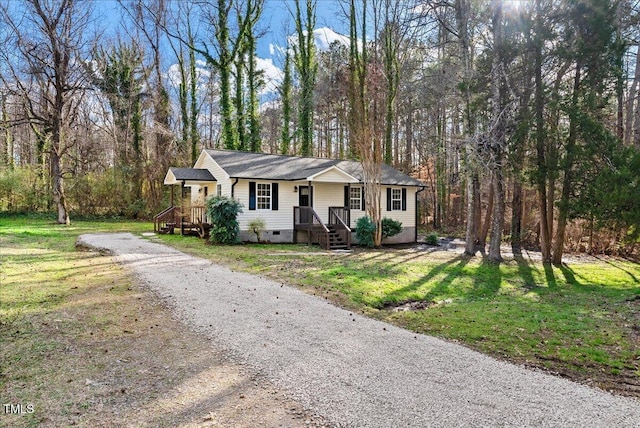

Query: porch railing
<box><xmin>294</xmin><ymin>206</ymin><xmax>330</xmax><ymax>249</ymax></box>
<box><xmin>154</xmin><ymin>206</ymin><xmax>180</xmax><ymax>234</ymax></box>
<box><xmin>328</xmin><ymin>206</ymin><xmax>352</xmax><ymax>249</ymax></box>
<box><xmin>155</xmin><ymin>205</ymin><xmax>208</xmax><ymax>236</ymax></box>
<box><xmin>184</xmin><ymin>205</ymin><xmax>206</xmax><ymax>224</ymax></box>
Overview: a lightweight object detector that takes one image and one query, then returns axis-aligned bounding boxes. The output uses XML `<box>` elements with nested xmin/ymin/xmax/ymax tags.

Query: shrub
<box><xmin>381</xmin><ymin>217</ymin><xmax>402</xmax><ymax>239</ymax></box>
<box><xmin>248</xmin><ymin>217</ymin><xmax>266</xmax><ymax>242</ymax></box>
<box><xmin>425</xmin><ymin>232</ymin><xmax>439</xmax><ymax>246</ymax></box>
<box><xmin>355</xmin><ymin>216</ymin><xmax>376</xmax><ymax>248</ymax></box>
<box><xmin>206</xmin><ymin>196</ymin><xmax>243</xmax><ymax>244</ymax></box>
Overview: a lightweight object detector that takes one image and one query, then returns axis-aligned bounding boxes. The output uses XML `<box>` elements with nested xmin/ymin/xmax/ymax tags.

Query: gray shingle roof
<box><xmin>205</xmin><ymin>149</ymin><xmax>424</xmax><ymax>187</ymax></box>
<box><xmin>169</xmin><ymin>167</ymin><xmax>216</xmax><ymax>182</ymax></box>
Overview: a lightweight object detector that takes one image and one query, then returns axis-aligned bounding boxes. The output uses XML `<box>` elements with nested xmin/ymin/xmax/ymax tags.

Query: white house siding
<box><xmin>312</xmin><ymin>183</ymin><xmax>418</xmax><ymax>244</ymax></box>
<box><xmin>311</xmin><ymin>182</ymin><xmax>351</xmax><ymax>224</ymax></box>
<box><xmin>235</xmin><ymin>179</ymin><xmax>299</xmax><ymax>243</ymax></box>
<box><xmin>347</xmin><ymin>186</ymin><xmax>418</xmax><ymax>244</ymax></box>
<box><xmin>195</xmin><ymin>152</ymin><xmax>232</xmax><ymax>197</ymax></box>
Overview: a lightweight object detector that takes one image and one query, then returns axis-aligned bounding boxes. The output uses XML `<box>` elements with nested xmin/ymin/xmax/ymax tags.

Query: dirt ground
<box><xmin>1</xmin><ymin>251</ymin><xmax>330</xmax><ymax>428</ymax></box>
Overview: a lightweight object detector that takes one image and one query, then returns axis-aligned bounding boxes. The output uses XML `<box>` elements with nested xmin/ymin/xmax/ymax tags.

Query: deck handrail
<box><xmin>328</xmin><ymin>206</ymin><xmax>352</xmax><ymax>249</ymax></box>
<box><xmin>187</xmin><ymin>205</ymin><xmax>206</xmax><ymax>224</ymax></box>
<box><xmin>294</xmin><ymin>206</ymin><xmax>329</xmax><ymax>232</ymax></box>
<box><xmin>294</xmin><ymin>206</ymin><xmax>330</xmax><ymax>249</ymax></box>
<box><xmin>154</xmin><ymin>206</ymin><xmax>180</xmax><ymax>233</ymax></box>
<box><xmin>328</xmin><ymin>206</ymin><xmax>351</xmax><ymax>232</ymax></box>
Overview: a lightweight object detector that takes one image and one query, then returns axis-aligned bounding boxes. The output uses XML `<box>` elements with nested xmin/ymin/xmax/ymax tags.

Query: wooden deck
<box><xmin>154</xmin><ymin>206</ymin><xmax>211</xmax><ymax>239</ymax></box>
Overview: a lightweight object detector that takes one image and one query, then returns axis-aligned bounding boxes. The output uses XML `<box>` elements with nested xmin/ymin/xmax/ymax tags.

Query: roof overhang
<box><xmin>164</xmin><ymin>168</ymin><xmax>217</xmax><ymax>185</ymax></box>
<box><xmin>305</xmin><ymin>165</ymin><xmax>360</xmax><ymax>183</ymax></box>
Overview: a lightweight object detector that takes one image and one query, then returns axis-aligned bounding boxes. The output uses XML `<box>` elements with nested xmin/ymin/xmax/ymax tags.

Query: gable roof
<box><xmin>305</xmin><ymin>165</ymin><xmax>360</xmax><ymax>183</ymax></box>
<box><xmin>205</xmin><ymin>149</ymin><xmax>424</xmax><ymax>187</ymax></box>
<box><xmin>164</xmin><ymin>167</ymin><xmax>216</xmax><ymax>185</ymax></box>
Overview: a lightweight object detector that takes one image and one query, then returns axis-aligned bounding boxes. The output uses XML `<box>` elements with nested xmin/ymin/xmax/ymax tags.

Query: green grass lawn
<box><xmin>0</xmin><ymin>214</ymin><xmax>153</xmax><ymax>426</ymax></box>
<box><xmin>156</xmin><ymin>233</ymin><xmax>640</xmax><ymax>396</ymax></box>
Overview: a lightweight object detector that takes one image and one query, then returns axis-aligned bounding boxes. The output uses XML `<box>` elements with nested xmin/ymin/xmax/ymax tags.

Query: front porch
<box><xmin>156</xmin><ymin>167</ymin><xmax>217</xmax><ymax>239</ymax></box>
<box><xmin>154</xmin><ymin>205</ymin><xmax>212</xmax><ymax>238</ymax></box>
<box><xmin>294</xmin><ymin>206</ymin><xmax>351</xmax><ymax>250</ymax></box>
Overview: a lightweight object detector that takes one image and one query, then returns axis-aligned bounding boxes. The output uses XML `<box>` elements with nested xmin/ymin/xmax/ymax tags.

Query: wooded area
<box><xmin>0</xmin><ymin>0</ymin><xmax>639</xmax><ymax>262</ymax></box>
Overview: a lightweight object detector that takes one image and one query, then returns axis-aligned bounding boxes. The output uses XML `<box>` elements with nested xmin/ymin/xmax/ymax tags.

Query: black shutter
<box><xmin>344</xmin><ymin>186</ymin><xmax>349</xmax><ymax>208</ymax></box>
<box><xmin>402</xmin><ymin>188</ymin><xmax>407</xmax><ymax>211</ymax></box>
<box><xmin>272</xmin><ymin>183</ymin><xmax>279</xmax><ymax>210</ymax></box>
<box><xmin>310</xmin><ymin>186</ymin><xmax>314</xmax><ymax>207</ymax></box>
<box><xmin>249</xmin><ymin>182</ymin><xmax>256</xmax><ymax>210</ymax></box>
<box><xmin>386</xmin><ymin>188</ymin><xmax>392</xmax><ymax>211</ymax></box>
<box><xmin>361</xmin><ymin>187</ymin><xmax>365</xmax><ymax>211</ymax></box>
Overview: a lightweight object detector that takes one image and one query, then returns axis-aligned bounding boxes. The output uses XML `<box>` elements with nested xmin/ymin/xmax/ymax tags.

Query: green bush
<box><xmin>356</xmin><ymin>216</ymin><xmax>404</xmax><ymax>247</ymax></box>
<box><xmin>355</xmin><ymin>216</ymin><xmax>376</xmax><ymax>248</ymax></box>
<box><xmin>381</xmin><ymin>217</ymin><xmax>403</xmax><ymax>239</ymax></box>
<box><xmin>0</xmin><ymin>166</ymin><xmax>48</xmax><ymax>212</ymax></box>
<box><xmin>425</xmin><ymin>232</ymin><xmax>439</xmax><ymax>246</ymax></box>
<box><xmin>206</xmin><ymin>196</ymin><xmax>243</xmax><ymax>244</ymax></box>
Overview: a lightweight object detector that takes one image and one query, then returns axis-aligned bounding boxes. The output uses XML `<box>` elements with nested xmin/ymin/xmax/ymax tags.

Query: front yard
<box><xmin>157</xmin><ymin>233</ymin><xmax>640</xmax><ymax>398</ymax></box>
<box><xmin>2</xmin><ymin>213</ymin><xmax>638</xmax><ymax>407</ymax></box>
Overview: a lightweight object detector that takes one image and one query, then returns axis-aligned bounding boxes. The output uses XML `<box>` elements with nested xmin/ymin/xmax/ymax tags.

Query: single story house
<box><xmin>157</xmin><ymin>149</ymin><xmax>424</xmax><ymax>248</ymax></box>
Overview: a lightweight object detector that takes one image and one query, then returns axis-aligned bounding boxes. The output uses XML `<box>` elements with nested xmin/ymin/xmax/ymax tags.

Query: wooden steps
<box><xmin>327</xmin><ymin>225</ymin><xmax>349</xmax><ymax>250</ymax></box>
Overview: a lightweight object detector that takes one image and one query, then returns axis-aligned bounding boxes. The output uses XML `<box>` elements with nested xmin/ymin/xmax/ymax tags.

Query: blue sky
<box><xmin>257</xmin><ymin>0</ymin><xmax>349</xmax><ymax>58</ymax></box>
<box><xmin>94</xmin><ymin>0</ymin><xmax>349</xmax><ymax>59</ymax></box>
<box><xmin>92</xmin><ymin>0</ymin><xmax>352</xmax><ymax>99</ymax></box>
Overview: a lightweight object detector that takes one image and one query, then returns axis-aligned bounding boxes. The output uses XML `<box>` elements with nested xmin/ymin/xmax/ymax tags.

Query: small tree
<box><xmin>206</xmin><ymin>196</ymin><xmax>243</xmax><ymax>244</ymax></box>
<box><xmin>248</xmin><ymin>217</ymin><xmax>266</xmax><ymax>242</ymax></box>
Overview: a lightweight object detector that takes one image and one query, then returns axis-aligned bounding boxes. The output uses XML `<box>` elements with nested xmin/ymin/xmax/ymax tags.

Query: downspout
<box><xmin>415</xmin><ymin>186</ymin><xmax>426</xmax><ymax>243</ymax></box>
<box><xmin>231</xmin><ymin>178</ymin><xmax>239</xmax><ymax>198</ymax></box>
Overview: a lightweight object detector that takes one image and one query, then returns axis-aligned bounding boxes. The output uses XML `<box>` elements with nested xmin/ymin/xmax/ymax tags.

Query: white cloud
<box><xmin>312</xmin><ymin>27</ymin><xmax>350</xmax><ymax>51</ymax></box>
<box><xmin>283</xmin><ymin>26</ymin><xmax>351</xmax><ymax>54</ymax></box>
<box><xmin>256</xmin><ymin>56</ymin><xmax>283</xmax><ymax>95</ymax></box>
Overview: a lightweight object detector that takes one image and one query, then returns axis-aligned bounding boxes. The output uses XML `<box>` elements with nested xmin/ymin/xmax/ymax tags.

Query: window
<box><xmin>257</xmin><ymin>183</ymin><xmax>271</xmax><ymax>210</ymax></box>
<box><xmin>391</xmin><ymin>188</ymin><xmax>402</xmax><ymax>211</ymax></box>
<box><xmin>216</xmin><ymin>184</ymin><xmax>222</xmax><ymax>196</ymax></box>
<box><xmin>249</xmin><ymin>182</ymin><xmax>279</xmax><ymax>210</ymax></box>
<box><xmin>350</xmin><ymin>187</ymin><xmax>362</xmax><ymax>210</ymax></box>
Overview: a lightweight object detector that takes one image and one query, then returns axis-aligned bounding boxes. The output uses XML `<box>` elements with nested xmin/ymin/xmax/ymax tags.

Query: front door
<box><xmin>299</xmin><ymin>186</ymin><xmax>312</xmax><ymax>223</ymax></box>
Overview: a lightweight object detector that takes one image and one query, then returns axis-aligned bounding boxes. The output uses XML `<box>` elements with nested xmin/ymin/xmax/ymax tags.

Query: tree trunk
<box><xmin>479</xmin><ymin>181</ymin><xmax>494</xmax><ymax>251</ymax></box>
<box><xmin>534</xmin><ymin>0</ymin><xmax>551</xmax><ymax>262</ymax></box>
<box><xmin>488</xmin><ymin>173</ymin><xmax>504</xmax><ymax>262</ymax></box>
<box><xmin>464</xmin><ymin>171</ymin><xmax>478</xmax><ymax>255</ymax></box>
<box><xmin>51</xmin><ymin>148</ymin><xmax>70</xmax><ymax>225</ymax></box>
<box><xmin>552</xmin><ymin>61</ymin><xmax>581</xmax><ymax>265</ymax></box>
<box><xmin>511</xmin><ymin>179</ymin><xmax>523</xmax><ymax>249</ymax></box>
<box><xmin>624</xmin><ymin>48</ymin><xmax>639</xmax><ymax>145</ymax></box>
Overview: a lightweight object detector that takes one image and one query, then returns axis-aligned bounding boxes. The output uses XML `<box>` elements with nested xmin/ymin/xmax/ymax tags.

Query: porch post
<box><xmin>347</xmin><ymin>183</ymin><xmax>351</xmax><ymax>226</ymax></box>
<box><xmin>181</xmin><ymin>180</ymin><xmax>185</xmax><ymax>235</ymax></box>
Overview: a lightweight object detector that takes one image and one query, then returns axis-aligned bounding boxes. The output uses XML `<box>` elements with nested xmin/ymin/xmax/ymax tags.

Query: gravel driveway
<box><xmin>78</xmin><ymin>233</ymin><xmax>640</xmax><ymax>428</ymax></box>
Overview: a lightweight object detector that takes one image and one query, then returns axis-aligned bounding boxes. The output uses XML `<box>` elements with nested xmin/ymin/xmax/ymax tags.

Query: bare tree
<box><xmin>0</xmin><ymin>0</ymin><xmax>94</xmax><ymax>224</ymax></box>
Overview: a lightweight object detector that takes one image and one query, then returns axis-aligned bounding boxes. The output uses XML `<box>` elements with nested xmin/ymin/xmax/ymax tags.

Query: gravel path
<box><xmin>78</xmin><ymin>233</ymin><xmax>640</xmax><ymax>428</ymax></box>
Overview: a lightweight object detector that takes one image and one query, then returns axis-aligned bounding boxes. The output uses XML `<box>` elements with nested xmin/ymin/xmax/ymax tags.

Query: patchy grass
<box><xmin>0</xmin><ymin>215</ymin><xmax>321</xmax><ymax>427</ymax></box>
<box><xmin>157</xmin><ymin>235</ymin><xmax>640</xmax><ymax>398</ymax></box>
